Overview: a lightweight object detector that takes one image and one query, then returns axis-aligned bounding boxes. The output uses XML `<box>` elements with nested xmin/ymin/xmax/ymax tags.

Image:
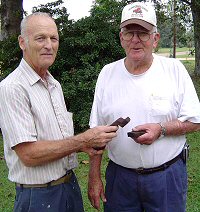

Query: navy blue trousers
<box><xmin>104</xmin><ymin>159</ymin><xmax>187</xmax><ymax>212</ymax></box>
<box><xmin>14</xmin><ymin>171</ymin><xmax>84</xmax><ymax>212</ymax></box>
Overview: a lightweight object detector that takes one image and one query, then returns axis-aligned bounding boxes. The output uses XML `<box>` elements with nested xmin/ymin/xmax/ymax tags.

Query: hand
<box><xmin>83</xmin><ymin>125</ymin><xmax>118</xmax><ymax>149</ymax></box>
<box><xmin>130</xmin><ymin>123</ymin><xmax>161</xmax><ymax>145</ymax></box>
<box><xmin>88</xmin><ymin>176</ymin><xmax>106</xmax><ymax>210</ymax></box>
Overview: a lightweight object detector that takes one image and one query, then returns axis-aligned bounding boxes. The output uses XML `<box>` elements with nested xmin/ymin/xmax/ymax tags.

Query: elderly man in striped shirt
<box><xmin>0</xmin><ymin>12</ymin><xmax>118</xmax><ymax>212</ymax></box>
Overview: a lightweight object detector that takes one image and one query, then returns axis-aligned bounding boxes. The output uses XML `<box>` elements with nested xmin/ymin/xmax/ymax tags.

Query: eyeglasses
<box><xmin>122</xmin><ymin>30</ymin><xmax>155</xmax><ymax>42</ymax></box>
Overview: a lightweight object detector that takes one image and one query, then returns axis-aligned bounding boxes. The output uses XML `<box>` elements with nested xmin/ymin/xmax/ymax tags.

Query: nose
<box><xmin>131</xmin><ymin>32</ymin><xmax>140</xmax><ymax>42</ymax></box>
<box><xmin>44</xmin><ymin>38</ymin><xmax>52</xmax><ymax>49</ymax></box>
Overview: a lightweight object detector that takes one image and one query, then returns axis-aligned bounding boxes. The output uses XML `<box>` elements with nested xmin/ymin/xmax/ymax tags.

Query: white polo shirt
<box><xmin>90</xmin><ymin>54</ymin><xmax>200</xmax><ymax>169</ymax></box>
<box><xmin>0</xmin><ymin>59</ymin><xmax>78</xmax><ymax>184</ymax></box>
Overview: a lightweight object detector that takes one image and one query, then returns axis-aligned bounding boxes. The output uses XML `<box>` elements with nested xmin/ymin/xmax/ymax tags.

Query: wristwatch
<box><xmin>158</xmin><ymin>122</ymin><xmax>166</xmax><ymax>138</ymax></box>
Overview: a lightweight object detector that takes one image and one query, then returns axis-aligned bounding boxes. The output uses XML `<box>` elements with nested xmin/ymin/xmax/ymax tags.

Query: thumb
<box><xmin>101</xmin><ymin>190</ymin><xmax>107</xmax><ymax>203</ymax></box>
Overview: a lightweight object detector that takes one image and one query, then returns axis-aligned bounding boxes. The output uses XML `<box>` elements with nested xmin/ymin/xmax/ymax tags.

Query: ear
<box><xmin>18</xmin><ymin>35</ymin><xmax>26</xmax><ymax>51</ymax></box>
<box><xmin>153</xmin><ymin>33</ymin><xmax>160</xmax><ymax>49</ymax></box>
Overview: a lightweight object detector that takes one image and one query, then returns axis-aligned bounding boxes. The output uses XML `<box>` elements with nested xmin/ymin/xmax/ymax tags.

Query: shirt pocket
<box><xmin>150</xmin><ymin>95</ymin><xmax>171</xmax><ymax>116</ymax></box>
<box><xmin>63</xmin><ymin>111</ymin><xmax>74</xmax><ymax>136</ymax></box>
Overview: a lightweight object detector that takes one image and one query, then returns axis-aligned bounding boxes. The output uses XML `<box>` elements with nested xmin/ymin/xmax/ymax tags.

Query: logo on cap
<box><xmin>133</xmin><ymin>7</ymin><xmax>142</xmax><ymax>14</ymax></box>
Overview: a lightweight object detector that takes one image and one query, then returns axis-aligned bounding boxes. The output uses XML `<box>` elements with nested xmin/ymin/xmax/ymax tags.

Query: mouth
<box><xmin>131</xmin><ymin>47</ymin><xmax>143</xmax><ymax>53</ymax></box>
<box><xmin>132</xmin><ymin>47</ymin><xmax>142</xmax><ymax>50</ymax></box>
<box><xmin>41</xmin><ymin>53</ymin><xmax>53</xmax><ymax>56</ymax></box>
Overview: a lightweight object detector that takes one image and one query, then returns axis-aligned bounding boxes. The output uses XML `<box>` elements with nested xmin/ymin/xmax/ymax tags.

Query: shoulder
<box><xmin>99</xmin><ymin>58</ymin><xmax>124</xmax><ymax>79</ymax></box>
<box><xmin>153</xmin><ymin>54</ymin><xmax>188</xmax><ymax>75</ymax></box>
<box><xmin>154</xmin><ymin>54</ymin><xmax>185</xmax><ymax>67</ymax></box>
<box><xmin>1</xmin><ymin>68</ymin><xmax>20</xmax><ymax>84</ymax></box>
<box><xmin>0</xmin><ymin>68</ymin><xmax>23</xmax><ymax>92</ymax></box>
<box><xmin>102</xmin><ymin>58</ymin><xmax>124</xmax><ymax>71</ymax></box>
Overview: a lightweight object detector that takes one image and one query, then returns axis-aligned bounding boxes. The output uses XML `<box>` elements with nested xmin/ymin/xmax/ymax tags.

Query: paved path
<box><xmin>156</xmin><ymin>51</ymin><xmax>195</xmax><ymax>61</ymax></box>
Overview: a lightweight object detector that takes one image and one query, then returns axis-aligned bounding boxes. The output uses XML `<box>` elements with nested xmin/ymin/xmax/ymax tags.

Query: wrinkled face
<box><xmin>19</xmin><ymin>16</ymin><xmax>59</xmax><ymax>74</ymax></box>
<box><xmin>120</xmin><ymin>24</ymin><xmax>160</xmax><ymax>63</ymax></box>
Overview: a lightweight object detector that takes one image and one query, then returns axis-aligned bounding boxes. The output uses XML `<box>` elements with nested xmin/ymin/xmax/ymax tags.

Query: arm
<box><xmin>161</xmin><ymin>120</ymin><xmax>200</xmax><ymax>136</ymax></box>
<box><xmin>14</xmin><ymin>125</ymin><xmax>118</xmax><ymax>167</ymax></box>
<box><xmin>88</xmin><ymin>154</ymin><xmax>105</xmax><ymax>210</ymax></box>
<box><xmin>131</xmin><ymin>120</ymin><xmax>200</xmax><ymax>145</ymax></box>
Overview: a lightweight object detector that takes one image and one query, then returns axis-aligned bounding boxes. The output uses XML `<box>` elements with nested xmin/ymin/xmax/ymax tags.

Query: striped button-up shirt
<box><xmin>0</xmin><ymin>59</ymin><xmax>78</xmax><ymax>184</ymax></box>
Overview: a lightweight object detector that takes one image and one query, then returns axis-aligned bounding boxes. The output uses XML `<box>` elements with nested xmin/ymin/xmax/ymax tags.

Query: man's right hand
<box><xmin>82</xmin><ymin>125</ymin><xmax>118</xmax><ymax>150</ymax></box>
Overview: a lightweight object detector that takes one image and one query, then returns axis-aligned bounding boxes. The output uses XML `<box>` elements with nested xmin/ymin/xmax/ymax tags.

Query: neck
<box><xmin>125</xmin><ymin>56</ymin><xmax>154</xmax><ymax>75</ymax></box>
<box><xmin>37</xmin><ymin>69</ymin><xmax>48</xmax><ymax>79</ymax></box>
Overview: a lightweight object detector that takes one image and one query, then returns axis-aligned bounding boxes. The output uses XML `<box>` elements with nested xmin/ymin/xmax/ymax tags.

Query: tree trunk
<box><xmin>191</xmin><ymin>0</ymin><xmax>200</xmax><ymax>75</ymax></box>
<box><xmin>0</xmin><ymin>0</ymin><xmax>23</xmax><ymax>40</ymax></box>
<box><xmin>173</xmin><ymin>0</ymin><xmax>177</xmax><ymax>58</ymax></box>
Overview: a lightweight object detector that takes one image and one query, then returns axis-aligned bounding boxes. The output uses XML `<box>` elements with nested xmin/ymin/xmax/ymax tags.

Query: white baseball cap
<box><xmin>120</xmin><ymin>2</ymin><xmax>157</xmax><ymax>31</ymax></box>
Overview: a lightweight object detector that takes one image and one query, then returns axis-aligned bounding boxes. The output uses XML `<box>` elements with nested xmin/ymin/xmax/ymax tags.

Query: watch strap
<box><xmin>158</xmin><ymin>122</ymin><xmax>166</xmax><ymax>137</ymax></box>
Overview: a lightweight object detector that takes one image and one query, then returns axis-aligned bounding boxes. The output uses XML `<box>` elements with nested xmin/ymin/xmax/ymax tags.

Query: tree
<box><xmin>0</xmin><ymin>0</ymin><xmax>23</xmax><ymax>40</ymax></box>
<box><xmin>173</xmin><ymin>0</ymin><xmax>200</xmax><ymax>75</ymax></box>
<box><xmin>172</xmin><ymin>0</ymin><xmax>177</xmax><ymax>58</ymax></box>
<box><xmin>189</xmin><ymin>0</ymin><xmax>200</xmax><ymax>75</ymax></box>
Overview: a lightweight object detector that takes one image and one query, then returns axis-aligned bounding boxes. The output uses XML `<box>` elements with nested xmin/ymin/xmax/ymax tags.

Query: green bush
<box><xmin>0</xmin><ymin>36</ymin><xmax>21</xmax><ymax>81</ymax></box>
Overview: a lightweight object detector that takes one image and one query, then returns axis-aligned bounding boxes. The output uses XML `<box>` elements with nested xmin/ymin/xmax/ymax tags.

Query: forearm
<box><xmin>14</xmin><ymin>125</ymin><xmax>118</xmax><ymax>167</ymax></box>
<box><xmin>14</xmin><ymin>134</ymin><xmax>86</xmax><ymax>167</ymax></box>
<box><xmin>88</xmin><ymin>154</ymin><xmax>104</xmax><ymax>210</ymax></box>
<box><xmin>89</xmin><ymin>155</ymin><xmax>103</xmax><ymax>179</ymax></box>
<box><xmin>161</xmin><ymin>120</ymin><xmax>200</xmax><ymax>136</ymax></box>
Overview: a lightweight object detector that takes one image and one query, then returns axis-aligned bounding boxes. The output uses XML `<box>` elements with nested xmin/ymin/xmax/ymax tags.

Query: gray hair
<box><xmin>20</xmin><ymin>12</ymin><xmax>54</xmax><ymax>37</ymax></box>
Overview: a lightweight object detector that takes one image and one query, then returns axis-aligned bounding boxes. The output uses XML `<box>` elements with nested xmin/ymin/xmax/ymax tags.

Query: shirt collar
<box><xmin>19</xmin><ymin>58</ymin><xmax>57</xmax><ymax>87</ymax></box>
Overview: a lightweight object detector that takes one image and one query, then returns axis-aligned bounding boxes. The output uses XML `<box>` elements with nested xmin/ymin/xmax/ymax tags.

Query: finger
<box><xmin>100</xmin><ymin>191</ymin><xmax>107</xmax><ymax>203</ymax></box>
<box><xmin>94</xmin><ymin>199</ymin><xmax>100</xmax><ymax>210</ymax></box>
<box><xmin>88</xmin><ymin>195</ymin><xmax>97</xmax><ymax>209</ymax></box>
<box><xmin>105</xmin><ymin>125</ymin><xmax>118</xmax><ymax>133</ymax></box>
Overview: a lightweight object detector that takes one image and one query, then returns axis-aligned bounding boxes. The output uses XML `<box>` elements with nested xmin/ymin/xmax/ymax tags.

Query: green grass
<box><xmin>156</xmin><ymin>47</ymin><xmax>192</xmax><ymax>54</ymax></box>
<box><xmin>182</xmin><ymin>60</ymin><xmax>196</xmax><ymax>75</ymax></box>
<box><xmin>0</xmin><ymin>138</ymin><xmax>15</xmax><ymax>212</ymax></box>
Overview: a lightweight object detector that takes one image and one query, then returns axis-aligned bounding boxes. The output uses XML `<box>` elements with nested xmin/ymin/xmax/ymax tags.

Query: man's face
<box><xmin>120</xmin><ymin>24</ymin><xmax>159</xmax><ymax>63</ymax></box>
<box><xmin>19</xmin><ymin>16</ymin><xmax>59</xmax><ymax>74</ymax></box>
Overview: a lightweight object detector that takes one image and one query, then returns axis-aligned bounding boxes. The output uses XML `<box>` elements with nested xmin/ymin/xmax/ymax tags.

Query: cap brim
<box><xmin>120</xmin><ymin>19</ymin><xmax>154</xmax><ymax>31</ymax></box>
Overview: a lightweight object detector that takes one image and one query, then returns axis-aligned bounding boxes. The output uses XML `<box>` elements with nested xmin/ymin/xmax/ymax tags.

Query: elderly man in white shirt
<box><xmin>88</xmin><ymin>2</ymin><xmax>200</xmax><ymax>212</ymax></box>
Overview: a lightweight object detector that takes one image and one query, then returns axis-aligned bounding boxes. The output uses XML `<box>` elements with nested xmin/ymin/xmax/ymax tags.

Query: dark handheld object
<box><xmin>94</xmin><ymin>117</ymin><xmax>130</xmax><ymax>150</ymax></box>
<box><xmin>110</xmin><ymin>117</ymin><xmax>130</xmax><ymax>127</ymax></box>
<box><xmin>127</xmin><ymin>130</ymin><xmax>146</xmax><ymax>139</ymax></box>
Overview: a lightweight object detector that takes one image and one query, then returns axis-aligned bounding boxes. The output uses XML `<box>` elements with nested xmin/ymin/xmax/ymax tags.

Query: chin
<box><xmin>42</xmin><ymin>60</ymin><xmax>54</xmax><ymax>67</ymax></box>
<box><xmin>40</xmin><ymin>63</ymin><xmax>53</xmax><ymax>70</ymax></box>
<box><xmin>131</xmin><ymin>56</ymin><xmax>143</xmax><ymax>61</ymax></box>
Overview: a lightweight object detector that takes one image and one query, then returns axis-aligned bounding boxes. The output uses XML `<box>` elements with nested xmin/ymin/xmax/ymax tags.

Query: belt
<box><xmin>113</xmin><ymin>153</ymin><xmax>182</xmax><ymax>175</ymax></box>
<box><xmin>15</xmin><ymin>170</ymin><xmax>72</xmax><ymax>188</ymax></box>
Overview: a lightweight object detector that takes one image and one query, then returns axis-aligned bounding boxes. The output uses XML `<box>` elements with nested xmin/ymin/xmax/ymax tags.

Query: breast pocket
<box><xmin>57</xmin><ymin>109</ymin><xmax>74</xmax><ymax>138</ymax></box>
<box><xmin>62</xmin><ymin>111</ymin><xmax>74</xmax><ymax>136</ymax></box>
<box><xmin>150</xmin><ymin>96</ymin><xmax>171</xmax><ymax>116</ymax></box>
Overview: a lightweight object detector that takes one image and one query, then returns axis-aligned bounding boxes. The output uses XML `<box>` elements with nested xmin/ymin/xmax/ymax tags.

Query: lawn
<box><xmin>0</xmin><ymin>60</ymin><xmax>200</xmax><ymax>212</ymax></box>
